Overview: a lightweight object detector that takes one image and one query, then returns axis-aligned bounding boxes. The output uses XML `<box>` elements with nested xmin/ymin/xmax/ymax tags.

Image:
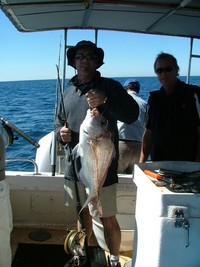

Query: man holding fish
<box><xmin>55</xmin><ymin>40</ymin><xmax>139</xmax><ymax>267</ymax></box>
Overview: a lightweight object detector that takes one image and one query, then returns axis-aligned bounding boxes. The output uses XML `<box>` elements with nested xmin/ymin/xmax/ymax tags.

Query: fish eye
<box><xmin>100</xmin><ymin>119</ymin><xmax>107</xmax><ymax>127</ymax></box>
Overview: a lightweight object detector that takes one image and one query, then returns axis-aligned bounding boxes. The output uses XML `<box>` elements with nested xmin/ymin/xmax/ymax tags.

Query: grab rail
<box><xmin>6</xmin><ymin>158</ymin><xmax>40</xmax><ymax>175</ymax></box>
<box><xmin>187</xmin><ymin>37</ymin><xmax>200</xmax><ymax>84</ymax></box>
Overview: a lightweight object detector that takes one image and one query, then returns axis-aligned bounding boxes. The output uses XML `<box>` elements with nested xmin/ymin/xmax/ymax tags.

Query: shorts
<box><xmin>88</xmin><ymin>183</ymin><xmax>117</xmax><ymax>217</ymax></box>
<box><xmin>64</xmin><ymin>179</ymin><xmax>87</xmax><ymax>208</ymax></box>
<box><xmin>64</xmin><ymin>179</ymin><xmax>117</xmax><ymax>218</ymax></box>
<box><xmin>118</xmin><ymin>140</ymin><xmax>141</xmax><ymax>174</ymax></box>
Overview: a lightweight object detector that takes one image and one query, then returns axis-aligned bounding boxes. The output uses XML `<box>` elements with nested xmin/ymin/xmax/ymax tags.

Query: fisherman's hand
<box><xmin>86</xmin><ymin>89</ymin><xmax>106</xmax><ymax>108</ymax></box>
<box><xmin>60</xmin><ymin>126</ymin><xmax>72</xmax><ymax>143</ymax></box>
<box><xmin>90</xmin><ymin>108</ymin><xmax>100</xmax><ymax>117</ymax></box>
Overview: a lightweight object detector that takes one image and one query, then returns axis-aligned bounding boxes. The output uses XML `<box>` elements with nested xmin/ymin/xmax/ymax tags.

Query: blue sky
<box><xmin>0</xmin><ymin>10</ymin><xmax>200</xmax><ymax>82</ymax></box>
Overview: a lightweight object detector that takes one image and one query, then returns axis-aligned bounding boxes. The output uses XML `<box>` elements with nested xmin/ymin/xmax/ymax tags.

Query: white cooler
<box><xmin>132</xmin><ymin>161</ymin><xmax>200</xmax><ymax>267</ymax></box>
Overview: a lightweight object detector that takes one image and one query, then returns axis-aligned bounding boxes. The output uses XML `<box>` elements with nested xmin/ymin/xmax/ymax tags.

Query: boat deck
<box><xmin>11</xmin><ymin>226</ymin><xmax>67</xmax><ymax>258</ymax></box>
<box><xmin>11</xmin><ymin>226</ymin><xmax>132</xmax><ymax>266</ymax></box>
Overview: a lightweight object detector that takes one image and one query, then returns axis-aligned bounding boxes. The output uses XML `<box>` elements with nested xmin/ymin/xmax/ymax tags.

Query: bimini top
<box><xmin>1</xmin><ymin>0</ymin><xmax>200</xmax><ymax>39</ymax></box>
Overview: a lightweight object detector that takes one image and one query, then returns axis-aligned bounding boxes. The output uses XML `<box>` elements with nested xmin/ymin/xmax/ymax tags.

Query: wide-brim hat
<box><xmin>67</xmin><ymin>40</ymin><xmax>104</xmax><ymax>69</ymax></box>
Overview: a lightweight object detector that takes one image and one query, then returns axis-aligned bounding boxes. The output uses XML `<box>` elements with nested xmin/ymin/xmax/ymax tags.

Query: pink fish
<box><xmin>73</xmin><ymin>109</ymin><xmax>115</xmax><ymax>216</ymax></box>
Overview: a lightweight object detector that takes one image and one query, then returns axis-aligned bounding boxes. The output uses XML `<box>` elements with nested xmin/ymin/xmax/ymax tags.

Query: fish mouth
<box><xmin>83</xmin><ymin>130</ymin><xmax>89</xmax><ymax>136</ymax></box>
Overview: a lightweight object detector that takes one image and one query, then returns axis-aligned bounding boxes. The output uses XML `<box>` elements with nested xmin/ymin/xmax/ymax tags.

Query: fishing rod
<box><xmin>56</xmin><ymin>64</ymin><xmax>66</xmax><ymax>121</ymax></box>
<box><xmin>0</xmin><ymin>116</ymin><xmax>40</xmax><ymax>148</ymax></box>
<box><xmin>51</xmin><ymin>36</ymin><xmax>62</xmax><ymax>176</ymax></box>
<box><xmin>55</xmin><ymin>46</ymin><xmax>84</xmax><ymax>223</ymax></box>
<box><xmin>53</xmin><ymin>37</ymin><xmax>90</xmax><ymax>262</ymax></box>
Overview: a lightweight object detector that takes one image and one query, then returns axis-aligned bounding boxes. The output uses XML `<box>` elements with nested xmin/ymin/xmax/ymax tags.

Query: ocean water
<box><xmin>1</xmin><ymin>76</ymin><xmax>200</xmax><ymax>171</ymax></box>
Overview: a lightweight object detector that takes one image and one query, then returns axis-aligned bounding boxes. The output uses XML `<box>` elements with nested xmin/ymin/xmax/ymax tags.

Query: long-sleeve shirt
<box><xmin>55</xmin><ymin>72</ymin><xmax>139</xmax><ymax>186</ymax></box>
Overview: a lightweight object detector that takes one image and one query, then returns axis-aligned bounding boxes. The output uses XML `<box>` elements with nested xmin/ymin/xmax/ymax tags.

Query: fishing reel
<box><xmin>0</xmin><ymin>121</ymin><xmax>14</xmax><ymax>147</ymax></box>
<box><xmin>64</xmin><ymin>229</ymin><xmax>110</xmax><ymax>267</ymax></box>
<box><xmin>64</xmin><ymin>229</ymin><xmax>86</xmax><ymax>256</ymax></box>
<box><xmin>64</xmin><ymin>229</ymin><xmax>87</xmax><ymax>267</ymax></box>
<box><xmin>0</xmin><ymin>116</ymin><xmax>39</xmax><ymax>148</ymax></box>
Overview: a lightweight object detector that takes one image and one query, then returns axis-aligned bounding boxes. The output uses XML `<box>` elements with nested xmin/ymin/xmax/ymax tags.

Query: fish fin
<box><xmin>90</xmin><ymin>197</ymin><xmax>103</xmax><ymax>217</ymax></box>
<box><xmin>79</xmin><ymin>197</ymin><xmax>103</xmax><ymax>217</ymax></box>
<box><xmin>96</xmin><ymin>199</ymin><xmax>103</xmax><ymax>216</ymax></box>
<box><xmin>73</xmin><ymin>143</ymin><xmax>84</xmax><ymax>158</ymax></box>
<box><xmin>78</xmin><ymin>195</ymin><xmax>95</xmax><ymax>216</ymax></box>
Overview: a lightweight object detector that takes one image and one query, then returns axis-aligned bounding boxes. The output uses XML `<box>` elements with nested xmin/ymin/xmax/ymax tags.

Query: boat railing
<box><xmin>187</xmin><ymin>37</ymin><xmax>200</xmax><ymax>84</ymax></box>
<box><xmin>6</xmin><ymin>158</ymin><xmax>40</xmax><ymax>175</ymax></box>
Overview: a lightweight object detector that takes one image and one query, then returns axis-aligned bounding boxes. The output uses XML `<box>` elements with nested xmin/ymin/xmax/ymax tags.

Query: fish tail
<box><xmin>78</xmin><ymin>195</ymin><xmax>95</xmax><ymax>216</ymax></box>
<box><xmin>79</xmin><ymin>197</ymin><xmax>103</xmax><ymax>217</ymax></box>
<box><xmin>91</xmin><ymin>197</ymin><xmax>103</xmax><ymax>216</ymax></box>
<box><xmin>96</xmin><ymin>199</ymin><xmax>103</xmax><ymax>216</ymax></box>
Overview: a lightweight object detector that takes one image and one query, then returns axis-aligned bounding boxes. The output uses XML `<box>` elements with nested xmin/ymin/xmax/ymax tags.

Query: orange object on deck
<box><xmin>144</xmin><ymin>170</ymin><xmax>162</xmax><ymax>180</ymax></box>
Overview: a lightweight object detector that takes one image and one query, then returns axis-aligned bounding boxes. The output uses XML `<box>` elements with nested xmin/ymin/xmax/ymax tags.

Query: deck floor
<box><xmin>11</xmin><ymin>226</ymin><xmax>132</xmax><ymax>266</ymax></box>
<box><xmin>11</xmin><ymin>226</ymin><xmax>67</xmax><ymax>259</ymax></box>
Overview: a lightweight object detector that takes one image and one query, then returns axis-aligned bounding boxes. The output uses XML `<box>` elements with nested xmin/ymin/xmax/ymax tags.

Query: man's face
<box><xmin>155</xmin><ymin>58</ymin><xmax>178</xmax><ymax>88</ymax></box>
<box><xmin>73</xmin><ymin>47</ymin><xmax>99</xmax><ymax>75</ymax></box>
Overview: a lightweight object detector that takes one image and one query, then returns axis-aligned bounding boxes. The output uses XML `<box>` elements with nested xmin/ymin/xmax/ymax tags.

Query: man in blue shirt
<box><xmin>118</xmin><ymin>78</ymin><xmax>147</xmax><ymax>173</ymax></box>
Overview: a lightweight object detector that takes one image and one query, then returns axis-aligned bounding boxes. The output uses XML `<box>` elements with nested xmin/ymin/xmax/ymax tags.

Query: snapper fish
<box><xmin>73</xmin><ymin>108</ymin><xmax>115</xmax><ymax>216</ymax></box>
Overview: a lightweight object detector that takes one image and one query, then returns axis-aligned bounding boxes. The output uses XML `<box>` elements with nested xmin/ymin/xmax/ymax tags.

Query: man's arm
<box><xmin>139</xmin><ymin>129</ymin><xmax>151</xmax><ymax>163</ymax></box>
<box><xmin>100</xmin><ymin>79</ymin><xmax>139</xmax><ymax>124</ymax></box>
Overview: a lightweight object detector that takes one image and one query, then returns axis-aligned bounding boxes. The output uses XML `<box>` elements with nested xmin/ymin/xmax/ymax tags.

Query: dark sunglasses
<box><xmin>155</xmin><ymin>66</ymin><xmax>176</xmax><ymax>74</ymax></box>
<box><xmin>74</xmin><ymin>54</ymin><xmax>98</xmax><ymax>61</ymax></box>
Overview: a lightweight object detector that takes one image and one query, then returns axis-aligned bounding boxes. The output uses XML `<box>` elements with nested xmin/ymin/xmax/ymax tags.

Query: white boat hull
<box><xmin>7</xmin><ymin>171</ymin><xmax>77</xmax><ymax>228</ymax></box>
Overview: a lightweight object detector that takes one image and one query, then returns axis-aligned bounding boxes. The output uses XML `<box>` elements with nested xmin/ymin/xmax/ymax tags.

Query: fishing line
<box><xmin>56</xmin><ymin>64</ymin><xmax>67</xmax><ymax>123</ymax></box>
<box><xmin>51</xmin><ymin>37</ymin><xmax>63</xmax><ymax>176</ymax></box>
<box><xmin>54</xmin><ymin>35</ymin><xmax>62</xmax><ymax>122</ymax></box>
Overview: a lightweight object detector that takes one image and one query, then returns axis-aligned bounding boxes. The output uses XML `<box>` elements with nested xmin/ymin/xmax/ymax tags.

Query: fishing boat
<box><xmin>1</xmin><ymin>1</ymin><xmax>200</xmax><ymax>266</ymax></box>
